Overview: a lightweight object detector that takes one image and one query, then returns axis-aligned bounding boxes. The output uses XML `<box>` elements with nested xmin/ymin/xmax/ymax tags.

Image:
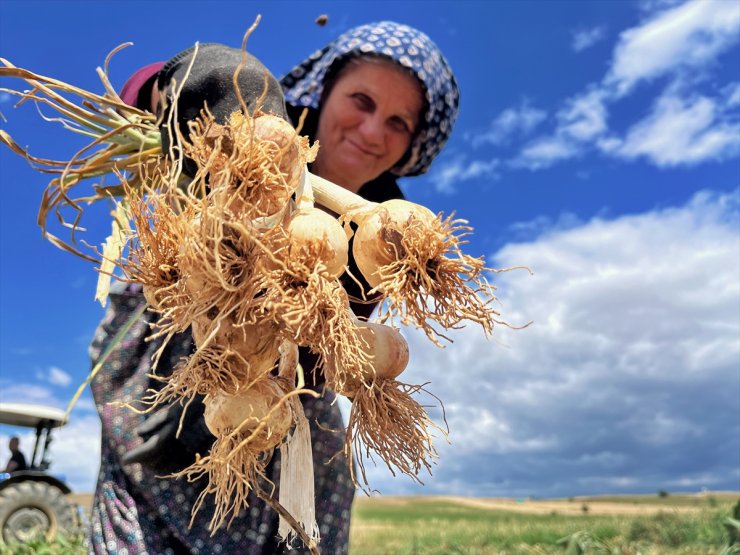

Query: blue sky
<box><xmin>1</xmin><ymin>0</ymin><xmax>738</xmax><ymax>498</ymax></box>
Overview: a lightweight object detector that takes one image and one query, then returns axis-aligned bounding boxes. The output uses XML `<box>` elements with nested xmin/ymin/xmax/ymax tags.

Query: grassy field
<box><xmin>348</xmin><ymin>493</ymin><xmax>740</xmax><ymax>555</ymax></box>
<box><xmin>0</xmin><ymin>492</ymin><xmax>737</xmax><ymax>554</ymax></box>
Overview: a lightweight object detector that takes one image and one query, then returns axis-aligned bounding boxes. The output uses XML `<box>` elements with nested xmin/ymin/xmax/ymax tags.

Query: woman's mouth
<box><xmin>346</xmin><ymin>139</ymin><xmax>378</xmax><ymax>157</ymax></box>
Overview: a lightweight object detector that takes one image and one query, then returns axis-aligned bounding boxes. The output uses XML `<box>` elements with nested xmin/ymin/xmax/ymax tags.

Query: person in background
<box><xmin>3</xmin><ymin>436</ymin><xmax>28</xmax><ymax>473</ymax></box>
<box><xmin>88</xmin><ymin>20</ymin><xmax>458</xmax><ymax>555</ymax></box>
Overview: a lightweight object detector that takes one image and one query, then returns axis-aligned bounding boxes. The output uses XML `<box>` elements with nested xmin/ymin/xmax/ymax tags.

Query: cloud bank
<box><xmin>360</xmin><ymin>188</ymin><xmax>740</xmax><ymax>498</ymax></box>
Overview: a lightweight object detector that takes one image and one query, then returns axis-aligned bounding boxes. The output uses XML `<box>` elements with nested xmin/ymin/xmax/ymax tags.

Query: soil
<box><xmin>438</xmin><ymin>496</ymin><xmax>698</xmax><ymax>515</ymax></box>
<box><xmin>354</xmin><ymin>492</ymin><xmax>738</xmax><ymax>516</ymax></box>
<box><xmin>67</xmin><ymin>493</ymin><xmax>94</xmax><ymax>511</ymax></box>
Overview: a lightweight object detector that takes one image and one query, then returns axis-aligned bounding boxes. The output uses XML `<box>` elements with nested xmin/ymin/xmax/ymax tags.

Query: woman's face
<box><xmin>313</xmin><ymin>59</ymin><xmax>424</xmax><ymax>192</ymax></box>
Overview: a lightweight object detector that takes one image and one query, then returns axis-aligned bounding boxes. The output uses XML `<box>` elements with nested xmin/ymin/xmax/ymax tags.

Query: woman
<box><xmin>89</xmin><ymin>21</ymin><xmax>458</xmax><ymax>555</ymax></box>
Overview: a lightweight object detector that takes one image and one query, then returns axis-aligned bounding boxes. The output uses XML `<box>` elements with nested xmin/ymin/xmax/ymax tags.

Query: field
<box><xmin>348</xmin><ymin>493</ymin><xmax>740</xmax><ymax>555</ymax></box>
<box><xmin>0</xmin><ymin>492</ymin><xmax>737</xmax><ymax>554</ymax></box>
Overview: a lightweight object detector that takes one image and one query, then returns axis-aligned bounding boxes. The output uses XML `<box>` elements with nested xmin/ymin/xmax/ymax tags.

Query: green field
<box><xmin>348</xmin><ymin>494</ymin><xmax>740</xmax><ymax>555</ymax></box>
<box><xmin>0</xmin><ymin>493</ymin><xmax>737</xmax><ymax>554</ymax></box>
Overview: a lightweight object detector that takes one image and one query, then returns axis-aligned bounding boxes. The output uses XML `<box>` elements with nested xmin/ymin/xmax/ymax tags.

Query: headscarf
<box><xmin>280</xmin><ymin>21</ymin><xmax>460</xmax><ymax>177</ymax></box>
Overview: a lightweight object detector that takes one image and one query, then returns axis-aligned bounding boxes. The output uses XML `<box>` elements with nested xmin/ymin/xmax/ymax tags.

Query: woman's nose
<box><xmin>357</xmin><ymin>114</ymin><xmax>384</xmax><ymax>145</ymax></box>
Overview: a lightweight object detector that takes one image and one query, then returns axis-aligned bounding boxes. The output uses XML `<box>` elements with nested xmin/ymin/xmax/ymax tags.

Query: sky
<box><xmin>0</xmin><ymin>0</ymin><xmax>738</xmax><ymax>500</ymax></box>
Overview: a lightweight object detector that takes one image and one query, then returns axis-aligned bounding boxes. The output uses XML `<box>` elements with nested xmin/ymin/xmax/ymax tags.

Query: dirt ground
<box><xmin>353</xmin><ymin>492</ymin><xmax>739</xmax><ymax>516</ymax></box>
<box><xmin>430</xmin><ymin>496</ymin><xmax>698</xmax><ymax>515</ymax></box>
<box><xmin>67</xmin><ymin>493</ymin><xmax>94</xmax><ymax>511</ymax></box>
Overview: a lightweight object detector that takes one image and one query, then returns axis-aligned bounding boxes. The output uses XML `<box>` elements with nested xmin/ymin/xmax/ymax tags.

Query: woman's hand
<box><xmin>121</xmin><ymin>395</ymin><xmax>215</xmax><ymax>474</ymax></box>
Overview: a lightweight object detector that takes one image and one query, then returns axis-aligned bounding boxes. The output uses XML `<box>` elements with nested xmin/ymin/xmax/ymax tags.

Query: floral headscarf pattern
<box><xmin>281</xmin><ymin>21</ymin><xmax>460</xmax><ymax>177</ymax></box>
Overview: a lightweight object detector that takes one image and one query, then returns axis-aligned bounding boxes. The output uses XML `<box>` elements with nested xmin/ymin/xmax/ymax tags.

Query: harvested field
<box><xmin>354</xmin><ymin>491</ymin><xmax>738</xmax><ymax>516</ymax></box>
<box><xmin>349</xmin><ymin>492</ymin><xmax>739</xmax><ymax>555</ymax></box>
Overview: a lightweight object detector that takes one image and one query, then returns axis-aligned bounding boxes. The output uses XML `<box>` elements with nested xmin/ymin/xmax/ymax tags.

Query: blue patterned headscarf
<box><xmin>280</xmin><ymin>21</ymin><xmax>460</xmax><ymax>177</ymax></box>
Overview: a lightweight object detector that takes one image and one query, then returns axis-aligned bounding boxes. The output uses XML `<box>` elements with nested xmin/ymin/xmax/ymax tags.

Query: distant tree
<box><xmin>658</xmin><ymin>490</ymin><xmax>670</xmax><ymax>498</ymax></box>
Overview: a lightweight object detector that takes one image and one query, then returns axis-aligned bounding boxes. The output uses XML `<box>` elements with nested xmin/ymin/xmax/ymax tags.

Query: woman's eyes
<box><xmin>389</xmin><ymin>117</ymin><xmax>412</xmax><ymax>135</ymax></box>
<box><xmin>351</xmin><ymin>93</ymin><xmax>374</xmax><ymax>111</ymax></box>
<box><xmin>351</xmin><ymin>93</ymin><xmax>413</xmax><ymax>134</ymax></box>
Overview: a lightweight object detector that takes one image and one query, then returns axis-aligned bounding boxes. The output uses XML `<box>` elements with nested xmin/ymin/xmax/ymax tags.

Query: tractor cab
<box><xmin>1</xmin><ymin>403</ymin><xmax>67</xmax><ymax>473</ymax></box>
<box><xmin>0</xmin><ymin>402</ymin><xmax>77</xmax><ymax>544</ymax></box>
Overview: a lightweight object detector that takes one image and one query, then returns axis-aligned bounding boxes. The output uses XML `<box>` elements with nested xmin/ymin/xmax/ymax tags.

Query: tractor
<box><xmin>0</xmin><ymin>402</ymin><xmax>78</xmax><ymax>544</ymax></box>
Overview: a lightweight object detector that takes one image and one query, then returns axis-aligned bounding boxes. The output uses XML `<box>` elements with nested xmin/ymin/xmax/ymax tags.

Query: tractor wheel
<box><xmin>0</xmin><ymin>481</ymin><xmax>76</xmax><ymax>545</ymax></box>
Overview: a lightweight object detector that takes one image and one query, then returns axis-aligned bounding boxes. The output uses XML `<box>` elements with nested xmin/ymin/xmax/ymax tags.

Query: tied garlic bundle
<box><xmin>124</xmin><ymin>108</ymin><xmax>326</xmax><ymax>544</ymax></box>
<box><xmin>0</xmin><ymin>34</ymin><xmax>527</xmax><ymax>554</ymax></box>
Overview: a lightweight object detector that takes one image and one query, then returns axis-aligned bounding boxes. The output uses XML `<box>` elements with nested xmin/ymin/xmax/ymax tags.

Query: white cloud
<box><xmin>557</xmin><ymin>89</ymin><xmax>609</xmax><ymax>142</ymax></box>
<box><xmin>668</xmin><ymin>472</ymin><xmax>737</xmax><ymax>489</ymax></box>
<box><xmin>465</xmin><ymin>159</ymin><xmax>501</xmax><ymax>180</ymax></box>
<box><xmin>0</xmin><ymin>383</ymin><xmax>97</xmax><ymax>416</ymax></box>
<box><xmin>605</xmin><ymin>92</ymin><xmax>740</xmax><ymax>166</ymax></box>
<box><xmin>508</xmin><ymin>212</ymin><xmax>584</xmax><ymax>241</ymax></box>
<box><xmin>508</xmin><ymin>90</ymin><xmax>608</xmax><ymax>170</ymax></box>
<box><xmin>0</xmin><ymin>383</ymin><xmax>62</xmax><ymax>405</ymax></box>
<box><xmin>471</xmin><ymin>101</ymin><xmax>547</xmax><ymax>147</ymax></box>
<box><xmin>606</xmin><ymin>0</ymin><xmax>740</xmax><ymax>96</ymax></box>
<box><xmin>571</xmin><ymin>26</ymin><xmax>607</xmax><ymax>52</ymax></box>
<box><xmin>47</xmin><ymin>366</ymin><xmax>73</xmax><ymax>387</ymax></box>
<box><xmin>431</xmin><ymin>156</ymin><xmax>500</xmax><ymax>194</ymax></box>
<box><xmin>362</xmin><ymin>189</ymin><xmax>740</xmax><ymax>497</ymax></box>
<box><xmin>510</xmin><ymin>136</ymin><xmax>579</xmax><ymax>170</ymax></box>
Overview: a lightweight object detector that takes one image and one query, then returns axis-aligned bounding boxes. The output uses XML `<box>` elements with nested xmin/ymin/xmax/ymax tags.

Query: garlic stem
<box><xmin>308</xmin><ymin>172</ymin><xmax>377</xmax><ymax>218</ymax></box>
<box><xmin>294</xmin><ymin>167</ymin><xmax>314</xmax><ymax>210</ymax></box>
<box><xmin>277</xmin><ymin>340</ymin><xmax>299</xmax><ymax>386</ymax></box>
